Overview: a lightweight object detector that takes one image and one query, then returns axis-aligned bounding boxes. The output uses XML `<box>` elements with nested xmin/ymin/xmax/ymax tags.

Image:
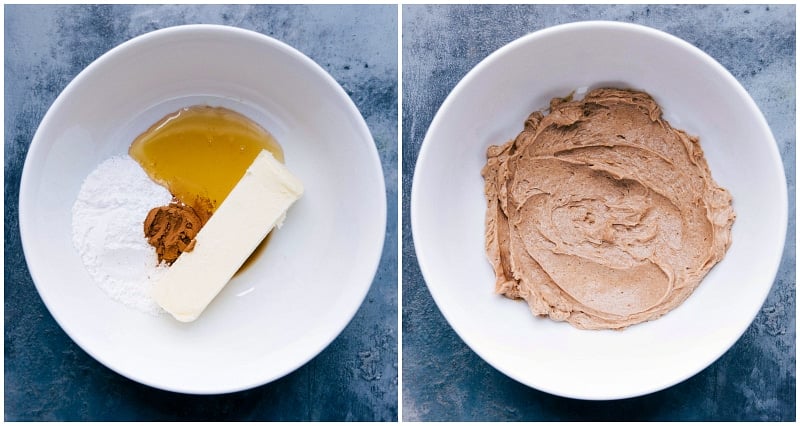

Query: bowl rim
<box><xmin>18</xmin><ymin>23</ymin><xmax>387</xmax><ymax>394</ymax></box>
<box><xmin>411</xmin><ymin>20</ymin><xmax>788</xmax><ymax>400</ymax></box>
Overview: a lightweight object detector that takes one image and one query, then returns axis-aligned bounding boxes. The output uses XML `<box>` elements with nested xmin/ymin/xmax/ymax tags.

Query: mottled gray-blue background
<box><xmin>5</xmin><ymin>4</ymin><xmax>397</xmax><ymax>421</ymax></box>
<box><xmin>402</xmin><ymin>4</ymin><xmax>795</xmax><ymax>421</ymax></box>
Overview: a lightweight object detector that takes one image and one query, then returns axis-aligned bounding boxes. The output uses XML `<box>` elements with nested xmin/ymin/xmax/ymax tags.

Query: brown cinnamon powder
<box><xmin>144</xmin><ymin>199</ymin><xmax>211</xmax><ymax>265</ymax></box>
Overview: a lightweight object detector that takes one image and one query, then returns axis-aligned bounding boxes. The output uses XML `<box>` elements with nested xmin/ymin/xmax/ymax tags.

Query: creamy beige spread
<box><xmin>482</xmin><ymin>88</ymin><xmax>735</xmax><ymax>330</ymax></box>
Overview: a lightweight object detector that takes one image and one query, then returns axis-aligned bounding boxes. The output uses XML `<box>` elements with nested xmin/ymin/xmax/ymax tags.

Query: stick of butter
<box><xmin>152</xmin><ymin>149</ymin><xmax>303</xmax><ymax>322</ymax></box>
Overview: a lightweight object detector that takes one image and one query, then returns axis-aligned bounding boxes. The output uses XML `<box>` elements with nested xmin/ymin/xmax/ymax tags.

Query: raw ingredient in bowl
<box><xmin>72</xmin><ymin>106</ymin><xmax>303</xmax><ymax>320</ymax></box>
<box><xmin>152</xmin><ymin>150</ymin><xmax>304</xmax><ymax>322</ymax></box>
<box><xmin>128</xmin><ymin>105</ymin><xmax>304</xmax><ymax>322</ymax></box>
<box><xmin>72</xmin><ymin>155</ymin><xmax>172</xmax><ymax>315</ymax></box>
<box><xmin>130</xmin><ymin>105</ymin><xmax>284</xmax><ymax>212</ymax></box>
<box><xmin>482</xmin><ymin>88</ymin><xmax>735</xmax><ymax>330</ymax></box>
<box><xmin>130</xmin><ymin>105</ymin><xmax>283</xmax><ymax>265</ymax></box>
<box><xmin>144</xmin><ymin>201</ymin><xmax>204</xmax><ymax>265</ymax></box>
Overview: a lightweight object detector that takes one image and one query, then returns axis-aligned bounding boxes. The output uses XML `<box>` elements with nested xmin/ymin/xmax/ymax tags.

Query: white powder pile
<box><xmin>72</xmin><ymin>155</ymin><xmax>173</xmax><ymax>315</ymax></box>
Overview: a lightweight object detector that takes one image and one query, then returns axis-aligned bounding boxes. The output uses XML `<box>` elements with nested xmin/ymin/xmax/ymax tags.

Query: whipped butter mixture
<box><xmin>482</xmin><ymin>88</ymin><xmax>735</xmax><ymax>330</ymax></box>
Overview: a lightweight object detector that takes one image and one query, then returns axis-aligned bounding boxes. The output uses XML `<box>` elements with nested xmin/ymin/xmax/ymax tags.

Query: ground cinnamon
<box><xmin>143</xmin><ymin>199</ymin><xmax>210</xmax><ymax>265</ymax></box>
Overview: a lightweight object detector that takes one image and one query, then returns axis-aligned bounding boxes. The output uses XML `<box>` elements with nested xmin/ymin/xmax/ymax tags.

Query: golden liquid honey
<box><xmin>130</xmin><ymin>105</ymin><xmax>283</xmax><ymax>274</ymax></box>
<box><xmin>129</xmin><ymin>105</ymin><xmax>283</xmax><ymax>213</ymax></box>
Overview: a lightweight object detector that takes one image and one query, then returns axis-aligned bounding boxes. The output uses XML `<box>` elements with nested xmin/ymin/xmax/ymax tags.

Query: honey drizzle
<box><xmin>130</xmin><ymin>105</ymin><xmax>283</xmax><ymax>274</ymax></box>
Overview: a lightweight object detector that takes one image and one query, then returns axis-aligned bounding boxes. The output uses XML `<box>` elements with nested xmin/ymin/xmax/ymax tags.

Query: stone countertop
<box><xmin>401</xmin><ymin>4</ymin><xmax>795</xmax><ymax>421</ymax></box>
<box><xmin>5</xmin><ymin>4</ymin><xmax>397</xmax><ymax>421</ymax></box>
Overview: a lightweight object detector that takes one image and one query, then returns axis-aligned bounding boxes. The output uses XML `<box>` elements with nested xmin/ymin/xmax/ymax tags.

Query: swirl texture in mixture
<box><xmin>482</xmin><ymin>88</ymin><xmax>735</xmax><ymax>330</ymax></box>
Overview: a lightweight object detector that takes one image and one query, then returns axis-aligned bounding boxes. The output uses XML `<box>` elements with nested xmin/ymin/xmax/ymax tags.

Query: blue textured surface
<box><xmin>402</xmin><ymin>4</ymin><xmax>795</xmax><ymax>421</ymax></box>
<box><xmin>5</xmin><ymin>5</ymin><xmax>397</xmax><ymax>421</ymax></box>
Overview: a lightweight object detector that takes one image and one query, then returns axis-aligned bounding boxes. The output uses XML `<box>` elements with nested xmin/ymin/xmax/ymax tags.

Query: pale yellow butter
<box><xmin>152</xmin><ymin>149</ymin><xmax>303</xmax><ymax>322</ymax></box>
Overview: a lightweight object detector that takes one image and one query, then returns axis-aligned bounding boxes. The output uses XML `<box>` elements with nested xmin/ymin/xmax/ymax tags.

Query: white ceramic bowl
<box><xmin>412</xmin><ymin>21</ymin><xmax>787</xmax><ymax>400</ymax></box>
<box><xmin>19</xmin><ymin>25</ymin><xmax>386</xmax><ymax>394</ymax></box>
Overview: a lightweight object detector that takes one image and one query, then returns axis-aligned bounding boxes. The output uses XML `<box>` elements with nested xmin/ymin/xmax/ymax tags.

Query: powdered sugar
<box><xmin>72</xmin><ymin>155</ymin><xmax>172</xmax><ymax>315</ymax></box>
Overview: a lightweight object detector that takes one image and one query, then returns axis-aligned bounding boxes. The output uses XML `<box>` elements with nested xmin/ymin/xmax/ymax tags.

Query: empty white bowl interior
<box><xmin>20</xmin><ymin>25</ymin><xmax>386</xmax><ymax>394</ymax></box>
<box><xmin>412</xmin><ymin>21</ymin><xmax>786</xmax><ymax>400</ymax></box>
